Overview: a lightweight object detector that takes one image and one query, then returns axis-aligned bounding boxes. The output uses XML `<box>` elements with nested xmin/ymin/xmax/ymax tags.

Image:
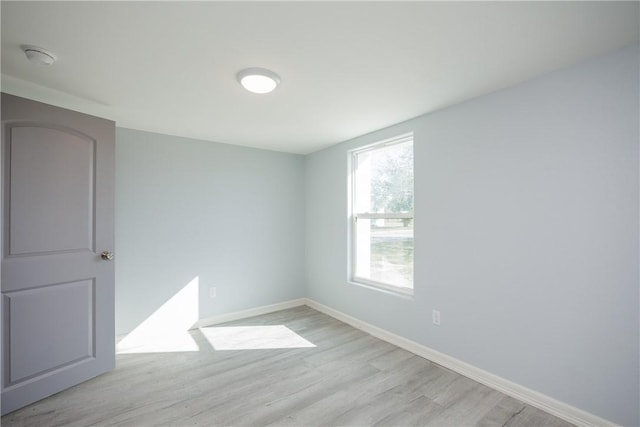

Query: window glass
<box><xmin>352</xmin><ymin>135</ymin><xmax>414</xmax><ymax>292</ymax></box>
<box><xmin>355</xmin><ymin>142</ymin><xmax>414</xmax><ymax>214</ymax></box>
<box><xmin>355</xmin><ymin>218</ymin><xmax>414</xmax><ymax>289</ymax></box>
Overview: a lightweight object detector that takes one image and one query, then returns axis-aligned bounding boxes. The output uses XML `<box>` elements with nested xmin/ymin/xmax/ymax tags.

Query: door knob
<box><xmin>101</xmin><ymin>251</ymin><xmax>114</xmax><ymax>261</ymax></box>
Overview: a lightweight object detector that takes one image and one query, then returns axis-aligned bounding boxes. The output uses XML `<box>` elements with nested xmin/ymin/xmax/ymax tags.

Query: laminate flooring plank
<box><xmin>109</xmin><ymin>363</ymin><xmax>323</xmax><ymax>427</ymax></box>
<box><xmin>105</xmin><ymin>349</ymin><xmax>326</xmax><ymax>426</ymax></box>
<box><xmin>476</xmin><ymin>395</ymin><xmax>527</xmax><ymax>427</ymax></box>
<box><xmin>305</xmin><ymin>338</ymin><xmax>397</xmax><ymax>373</ymax></box>
<box><xmin>102</xmin><ymin>353</ymin><xmax>306</xmax><ymax>426</ymax></box>
<box><xmin>373</xmin><ymin>395</ymin><xmax>444</xmax><ymax>427</ymax></box>
<box><xmin>268</xmin><ymin>356</ymin><xmax>434</xmax><ymax>426</ymax></box>
<box><xmin>319</xmin><ymin>358</ymin><xmax>449</xmax><ymax>426</ymax></box>
<box><xmin>70</xmin><ymin>350</ymin><xmax>295</xmax><ymax>425</ymax></box>
<box><xmin>1</xmin><ymin>306</ymin><xmax>576</xmax><ymax>427</ymax></box>
<box><xmin>406</xmin><ymin>362</ymin><xmax>460</xmax><ymax>402</ymax></box>
<box><xmin>426</xmin><ymin>372</ymin><xmax>481</xmax><ymax>407</ymax></box>
<box><xmin>369</xmin><ymin>346</ymin><xmax>416</xmax><ymax>371</ymax></box>
<box><xmin>423</xmin><ymin>382</ymin><xmax>505</xmax><ymax>426</ymax></box>
<box><xmin>348</xmin><ymin>380</ymin><xmax>441</xmax><ymax>426</ymax></box>
<box><xmin>193</xmin><ymin>364</ymin><xmax>380</xmax><ymax>426</ymax></box>
<box><xmin>506</xmin><ymin>405</ymin><xmax>575</xmax><ymax>427</ymax></box>
<box><xmin>145</xmin><ymin>364</ymin><xmax>317</xmax><ymax>425</ymax></box>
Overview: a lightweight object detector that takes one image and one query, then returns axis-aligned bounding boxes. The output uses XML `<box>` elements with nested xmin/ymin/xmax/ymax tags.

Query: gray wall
<box><xmin>115</xmin><ymin>128</ymin><xmax>305</xmax><ymax>335</ymax></box>
<box><xmin>112</xmin><ymin>46</ymin><xmax>637</xmax><ymax>425</ymax></box>
<box><xmin>305</xmin><ymin>46</ymin><xmax>639</xmax><ymax>426</ymax></box>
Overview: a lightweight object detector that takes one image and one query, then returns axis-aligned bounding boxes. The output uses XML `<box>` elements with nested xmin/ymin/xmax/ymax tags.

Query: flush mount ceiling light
<box><xmin>22</xmin><ymin>45</ymin><xmax>57</xmax><ymax>65</ymax></box>
<box><xmin>237</xmin><ymin>67</ymin><xmax>280</xmax><ymax>94</ymax></box>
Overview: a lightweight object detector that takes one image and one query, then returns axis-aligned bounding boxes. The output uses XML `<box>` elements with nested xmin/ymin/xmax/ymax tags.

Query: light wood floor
<box><xmin>2</xmin><ymin>306</ymin><xmax>574</xmax><ymax>426</ymax></box>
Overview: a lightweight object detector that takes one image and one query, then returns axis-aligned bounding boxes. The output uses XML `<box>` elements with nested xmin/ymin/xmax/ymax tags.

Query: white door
<box><xmin>1</xmin><ymin>94</ymin><xmax>115</xmax><ymax>415</ymax></box>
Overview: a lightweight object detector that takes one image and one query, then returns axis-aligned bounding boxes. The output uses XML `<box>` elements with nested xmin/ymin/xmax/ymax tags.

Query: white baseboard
<box><xmin>194</xmin><ymin>298</ymin><xmax>307</xmax><ymax>328</ymax></box>
<box><xmin>303</xmin><ymin>298</ymin><xmax>618</xmax><ymax>427</ymax></box>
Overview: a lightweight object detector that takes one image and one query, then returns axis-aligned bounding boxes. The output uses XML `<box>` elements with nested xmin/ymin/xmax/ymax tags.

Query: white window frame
<box><xmin>349</xmin><ymin>133</ymin><xmax>414</xmax><ymax>295</ymax></box>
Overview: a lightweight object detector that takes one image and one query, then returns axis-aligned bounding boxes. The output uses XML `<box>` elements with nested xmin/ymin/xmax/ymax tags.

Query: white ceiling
<box><xmin>2</xmin><ymin>2</ymin><xmax>638</xmax><ymax>154</ymax></box>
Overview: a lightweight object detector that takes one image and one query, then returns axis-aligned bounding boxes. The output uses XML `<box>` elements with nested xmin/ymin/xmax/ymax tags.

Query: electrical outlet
<box><xmin>432</xmin><ymin>309</ymin><xmax>441</xmax><ymax>326</ymax></box>
<box><xmin>209</xmin><ymin>287</ymin><xmax>217</xmax><ymax>299</ymax></box>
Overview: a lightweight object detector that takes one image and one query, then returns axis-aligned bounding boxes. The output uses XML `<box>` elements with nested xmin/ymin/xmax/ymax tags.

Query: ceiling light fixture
<box><xmin>237</xmin><ymin>68</ymin><xmax>280</xmax><ymax>94</ymax></box>
<box><xmin>22</xmin><ymin>45</ymin><xmax>57</xmax><ymax>66</ymax></box>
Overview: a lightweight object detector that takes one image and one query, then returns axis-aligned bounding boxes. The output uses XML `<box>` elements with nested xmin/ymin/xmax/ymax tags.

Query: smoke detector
<box><xmin>22</xmin><ymin>45</ymin><xmax>57</xmax><ymax>66</ymax></box>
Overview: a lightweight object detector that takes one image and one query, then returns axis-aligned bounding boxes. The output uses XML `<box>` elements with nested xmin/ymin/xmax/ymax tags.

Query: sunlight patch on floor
<box><xmin>199</xmin><ymin>325</ymin><xmax>316</xmax><ymax>350</ymax></box>
<box><xmin>117</xmin><ymin>277</ymin><xmax>200</xmax><ymax>354</ymax></box>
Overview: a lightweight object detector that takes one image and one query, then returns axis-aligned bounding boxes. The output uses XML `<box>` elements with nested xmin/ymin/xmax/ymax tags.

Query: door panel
<box><xmin>1</xmin><ymin>93</ymin><xmax>115</xmax><ymax>415</ymax></box>
<box><xmin>4</xmin><ymin>279</ymin><xmax>94</xmax><ymax>384</ymax></box>
<box><xmin>8</xmin><ymin>125</ymin><xmax>95</xmax><ymax>256</ymax></box>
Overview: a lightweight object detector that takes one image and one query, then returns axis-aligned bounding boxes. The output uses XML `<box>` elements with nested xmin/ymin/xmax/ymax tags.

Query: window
<box><xmin>351</xmin><ymin>133</ymin><xmax>414</xmax><ymax>293</ymax></box>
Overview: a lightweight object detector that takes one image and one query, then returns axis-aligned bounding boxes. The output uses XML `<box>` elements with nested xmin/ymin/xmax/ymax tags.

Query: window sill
<box><xmin>349</xmin><ymin>278</ymin><xmax>414</xmax><ymax>300</ymax></box>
